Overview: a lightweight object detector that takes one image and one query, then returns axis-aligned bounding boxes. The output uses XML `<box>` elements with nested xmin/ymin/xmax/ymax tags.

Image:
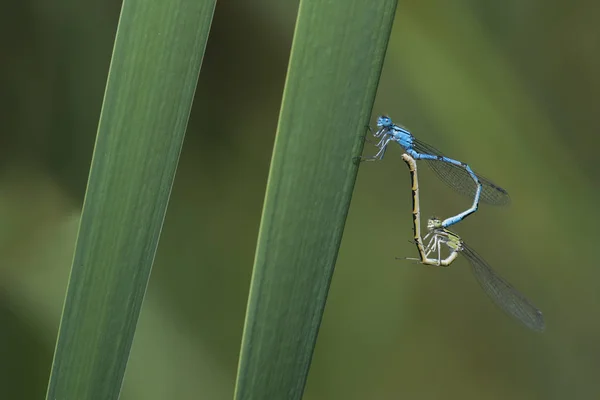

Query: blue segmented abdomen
<box><xmin>410</xmin><ymin>137</ymin><xmax>510</xmax><ymax>206</ymax></box>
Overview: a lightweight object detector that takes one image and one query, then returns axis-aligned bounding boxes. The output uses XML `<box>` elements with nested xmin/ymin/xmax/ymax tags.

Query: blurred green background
<box><xmin>1</xmin><ymin>1</ymin><xmax>598</xmax><ymax>399</ymax></box>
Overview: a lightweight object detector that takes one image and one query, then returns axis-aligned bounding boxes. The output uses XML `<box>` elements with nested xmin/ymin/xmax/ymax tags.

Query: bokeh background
<box><xmin>1</xmin><ymin>1</ymin><xmax>598</xmax><ymax>399</ymax></box>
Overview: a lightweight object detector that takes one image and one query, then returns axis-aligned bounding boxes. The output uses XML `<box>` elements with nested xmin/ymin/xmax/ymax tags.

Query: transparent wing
<box><xmin>461</xmin><ymin>242</ymin><xmax>545</xmax><ymax>332</ymax></box>
<box><xmin>412</xmin><ymin>138</ymin><xmax>511</xmax><ymax>206</ymax></box>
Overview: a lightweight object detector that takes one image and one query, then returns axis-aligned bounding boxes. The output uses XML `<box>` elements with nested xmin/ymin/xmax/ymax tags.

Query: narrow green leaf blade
<box><xmin>234</xmin><ymin>1</ymin><xmax>398</xmax><ymax>399</ymax></box>
<box><xmin>45</xmin><ymin>1</ymin><xmax>216</xmax><ymax>399</ymax></box>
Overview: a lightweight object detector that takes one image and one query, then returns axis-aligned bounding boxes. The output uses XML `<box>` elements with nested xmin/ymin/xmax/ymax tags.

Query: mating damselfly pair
<box><xmin>361</xmin><ymin>116</ymin><xmax>544</xmax><ymax>332</ymax></box>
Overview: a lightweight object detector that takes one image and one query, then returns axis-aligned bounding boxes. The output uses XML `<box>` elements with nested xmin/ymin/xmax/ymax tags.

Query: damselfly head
<box><xmin>376</xmin><ymin>115</ymin><xmax>393</xmax><ymax>128</ymax></box>
<box><xmin>427</xmin><ymin>217</ymin><xmax>443</xmax><ymax>230</ymax></box>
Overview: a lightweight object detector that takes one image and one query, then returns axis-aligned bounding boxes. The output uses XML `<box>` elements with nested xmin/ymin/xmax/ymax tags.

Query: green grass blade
<box><xmin>234</xmin><ymin>1</ymin><xmax>398</xmax><ymax>399</ymax></box>
<box><xmin>45</xmin><ymin>1</ymin><xmax>216</xmax><ymax>399</ymax></box>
